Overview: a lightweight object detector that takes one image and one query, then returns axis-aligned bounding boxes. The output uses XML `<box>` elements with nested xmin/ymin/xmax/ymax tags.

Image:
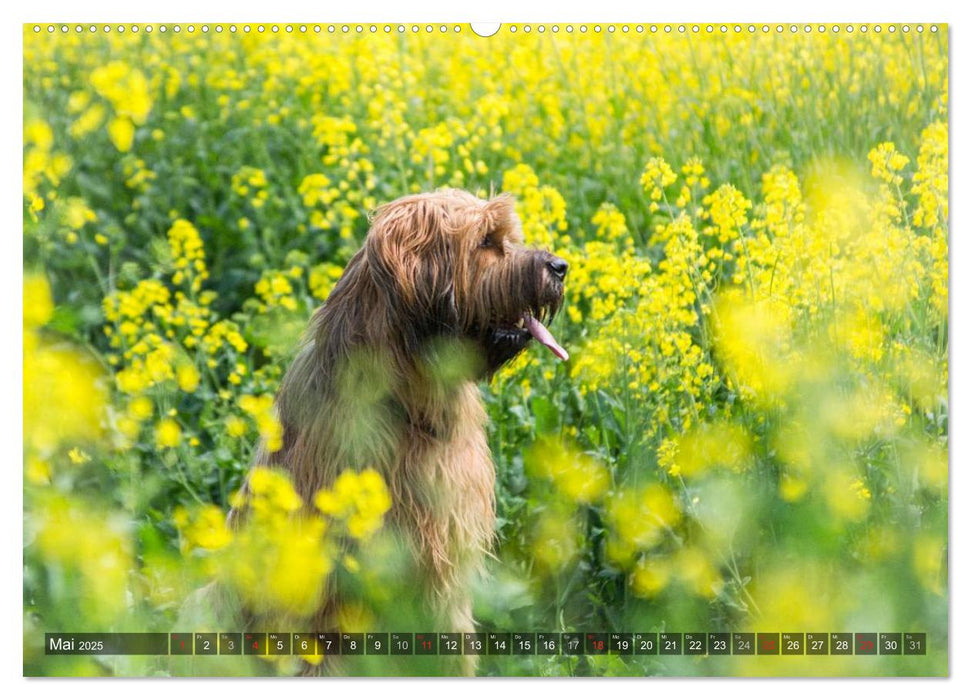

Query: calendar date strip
<box><xmin>45</xmin><ymin>631</ymin><xmax>928</xmax><ymax>656</ymax></box>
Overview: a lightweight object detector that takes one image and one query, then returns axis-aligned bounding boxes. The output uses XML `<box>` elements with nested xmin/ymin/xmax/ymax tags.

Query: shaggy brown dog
<box><xmin>232</xmin><ymin>188</ymin><xmax>567</xmax><ymax>674</ymax></box>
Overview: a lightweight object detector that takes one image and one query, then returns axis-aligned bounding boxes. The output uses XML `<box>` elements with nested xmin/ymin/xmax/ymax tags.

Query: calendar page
<box><xmin>22</xmin><ymin>19</ymin><xmax>949</xmax><ymax>678</ymax></box>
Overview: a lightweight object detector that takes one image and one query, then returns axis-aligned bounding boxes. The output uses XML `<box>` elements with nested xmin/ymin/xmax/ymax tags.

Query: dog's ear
<box><xmin>479</xmin><ymin>193</ymin><xmax>520</xmax><ymax>246</ymax></box>
<box><xmin>364</xmin><ymin>197</ymin><xmax>457</xmax><ymax>332</ymax></box>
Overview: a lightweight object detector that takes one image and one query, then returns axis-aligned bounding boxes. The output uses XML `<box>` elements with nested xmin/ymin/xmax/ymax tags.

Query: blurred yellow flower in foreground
<box><xmin>630</xmin><ymin>547</ymin><xmax>722</xmax><ymax>599</ymax></box>
<box><xmin>31</xmin><ymin>494</ymin><xmax>132</xmax><ymax>625</ymax></box>
<box><xmin>526</xmin><ymin>437</ymin><xmax>609</xmax><ymax>504</ymax></box>
<box><xmin>913</xmin><ymin>533</ymin><xmax>945</xmax><ymax>596</ymax></box>
<box><xmin>631</xmin><ymin>557</ymin><xmax>671</xmax><ymax>597</ymax></box>
<box><xmin>675</xmin><ymin>547</ymin><xmax>723</xmax><ymax>599</ymax></box>
<box><xmin>714</xmin><ymin>290</ymin><xmax>794</xmax><ymax>405</ymax></box>
<box><xmin>605</xmin><ymin>483</ymin><xmax>681</xmax><ymax>561</ymax></box>
<box><xmin>337</xmin><ymin>601</ymin><xmax>375</xmax><ymax>634</ymax></box>
<box><xmin>659</xmin><ymin>420</ymin><xmax>752</xmax><ymax>478</ymax></box>
<box><xmin>907</xmin><ymin>441</ymin><xmax>948</xmax><ymax>491</ymax></box>
<box><xmin>184</xmin><ymin>466</ymin><xmax>393</xmax><ymax>619</ymax></box>
<box><xmin>314</xmin><ymin>468</ymin><xmax>392</xmax><ymax>540</ymax></box>
<box><xmin>750</xmin><ymin>564</ymin><xmax>837</xmax><ymax>631</ymax></box>
<box><xmin>222</xmin><ymin>511</ymin><xmax>331</xmax><ymax>618</ymax></box>
<box><xmin>23</xmin><ymin>273</ymin><xmax>53</xmax><ymax>328</ymax></box>
<box><xmin>174</xmin><ymin>504</ymin><xmax>233</xmax><ymax>553</ymax></box>
<box><xmin>243</xmin><ymin>466</ymin><xmax>304</xmax><ymax>514</ymax></box>
<box><xmin>67</xmin><ymin>447</ymin><xmax>90</xmax><ymax>465</ymax></box>
<box><xmin>179</xmin><ymin>469</ymin><xmax>335</xmax><ymax>618</ymax></box>
<box><xmin>531</xmin><ymin>508</ymin><xmax>580</xmax><ymax>573</ymax></box>
<box><xmin>24</xmin><ymin>275</ymin><xmax>105</xmax><ymax>452</ymax></box>
<box><xmin>822</xmin><ymin>468</ymin><xmax>871</xmax><ymax>522</ymax></box>
<box><xmin>25</xmin><ymin>455</ymin><xmax>52</xmax><ymax>485</ymax></box>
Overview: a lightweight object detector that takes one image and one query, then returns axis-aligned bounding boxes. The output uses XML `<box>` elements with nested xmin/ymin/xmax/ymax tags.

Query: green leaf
<box><xmin>531</xmin><ymin>396</ymin><xmax>559</xmax><ymax>435</ymax></box>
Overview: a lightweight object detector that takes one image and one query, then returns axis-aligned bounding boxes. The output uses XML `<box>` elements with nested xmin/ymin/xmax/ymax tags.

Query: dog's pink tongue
<box><xmin>524</xmin><ymin>315</ymin><xmax>569</xmax><ymax>361</ymax></box>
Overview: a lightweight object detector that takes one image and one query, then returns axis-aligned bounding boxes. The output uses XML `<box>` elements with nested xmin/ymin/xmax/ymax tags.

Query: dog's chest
<box><xmin>394</xmin><ymin>384</ymin><xmax>496</xmax><ymax>557</ymax></box>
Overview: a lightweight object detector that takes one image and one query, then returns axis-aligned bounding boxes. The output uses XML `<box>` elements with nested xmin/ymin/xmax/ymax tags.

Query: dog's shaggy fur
<box><xmin>231</xmin><ymin>189</ymin><xmax>567</xmax><ymax>673</ymax></box>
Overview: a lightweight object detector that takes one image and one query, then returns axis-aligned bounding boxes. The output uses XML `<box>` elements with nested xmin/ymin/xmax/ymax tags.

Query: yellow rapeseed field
<box><xmin>23</xmin><ymin>24</ymin><xmax>947</xmax><ymax>676</ymax></box>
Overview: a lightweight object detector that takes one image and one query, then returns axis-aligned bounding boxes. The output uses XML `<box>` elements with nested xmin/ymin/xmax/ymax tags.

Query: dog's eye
<box><xmin>479</xmin><ymin>233</ymin><xmax>495</xmax><ymax>249</ymax></box>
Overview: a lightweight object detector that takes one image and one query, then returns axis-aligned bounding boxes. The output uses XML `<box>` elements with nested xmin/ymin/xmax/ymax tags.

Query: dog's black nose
<box><xmin>546</xmin><ymin>256</ymin><xmax>568</xmax><ymax>280</ymax></box>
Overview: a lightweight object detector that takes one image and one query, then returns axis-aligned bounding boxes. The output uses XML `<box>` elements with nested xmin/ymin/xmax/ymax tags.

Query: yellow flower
<box><xmin>154</xmin><ymin>418</ymin><xmax>181</xmax><ymax>449</ymax></box>
<box><xmin>107</xmin><ymin>117</ymin><xmax>134</xmax><ymax>152</ymax></box>
<box><xmin>24</xmin><ymin>119</ymin><xmax>53</xmax><ymax>150</ymax></box>
<box><xmin>254</xmin><ymin>271</ymin><xmax>298</xmax><ymax>311</ymax></box>
<box><xmin>532</xmin><ymin>508</ymin><xmax>579</xmax><ymax>572</ymax></box>
<box><xmin>314</xmin><ymin>468</ymin><xmax>392</xmax><ymax>541</ymax></box>
<box><xmin>23</xmin><ymin>274</ymin><xmax>54</xmax><ymax>329</ymax></box>
<box><xmin>167</xmin><ymin>219</ymin><xmax>208</xmax><ymax>291</ymax></box>
<box><xmin>526</xmin><ymin>438</ymin><xmax>609</xmax><ymax>504</ymax></box>
<box><xmin>202</xmin><ymin>320</ymin><xmax>248</xmax><ymax>354</ymax></box>
<box><xmin>67</xmin><ymin>447</ymin><xmax>91</xmax><ymax>465</ymax></box>
<box><xmin>912</xmin><ymin>533</ymin><xmax>945</xmax><ymax>595</ymax></box>
<box><xmin>605</xmin><ymin>484</ymin><xmax>681</xmax><ymax>554</ymax></box>
<box><xmin>248</xmin><ymin>467</ymin><xmax>304</xmax><ymax>513</ymax></box>
<box><xmin>240</xmin><ymin>394</ymin><xmax>284</xmax><ymax>452</ymax></box>
<box><xmin>257</xmin><ymin>517</ymin><xmax>332</xmax><ymax>615</ymax></box>
<box><xmin>675</xmin><ymin>548</ymin><xmax>723</xmax><ymax>599</ymax></box>
<box><xmin>62</xmin><ymin>197</ymin><xmax>97</xmax><ymax>229</ymax></box>
<box><xmin>822</xmin><ymin>468</ymin><xmax>870</xmax><ymax>522</ymax></box>
<box><xmin>25</xmin><ymin>455</ymin><xmax>52</xmax><ymax>485</ymax></box>
<box><xmin>703</xmin><ymin>183</ymin><xmax>751</xmax><ymax>243</ymax></box>
<box><xmin>591</xmin><ymin>202</ymin><xmax>629</xmax><ymax>242</ymax></box>
<box><xmin>868</xmin><ymin>142</ymin><xmax>910</xmax><ymax>185</ymax></box>
<box><xmin>90</xmin><ymin>61</ymin><xmax>152</xmax><ymax>124</ymax></box>
<box><xmin>640</xmin><ymin>156</ymin><xmax>677</xmax><ymax>200</ymax></box>
<box><xmin>176</xmin><ymin>364</ymin><xmax>201</xmax><ymax>393</ymax></box>
<box><xmin>663</xmin><ymin>421</ymin><xmax>752</xmax><ymax>478</ymax></box>
<box><xmin>714</xmin><ymin>289</ymin><xmax>794</xmax><ymax>405</ymax></box>
<box><xmin>631</xmin><ymin>557</ymin><xmax>671</xmax><ymax>597</ymax></box>
<box><xmin>128</xmin><ymin>396</ymin><xmax>153</xmax><ymax>421</ymax></box>
<box><xmin>174</xmin><ymin>505</ymin><xmax>233</xmax><ymax>552</ymax></box>
<box><xmin>342</xmin><ymin>554</ymin><xmax>361</xmax><ymax>574</ymax></box>
<box><xmin>24</xmin><ymin>279</ymin><xmax>105</xmax><ymax>451</ymax></box>
<box><xmin>32</xmin><ymin>494</ymin><xmax>132</xmax><ymax>625</ymax></box>
<box><xmin>298</xmin><ymin>173</ymin><xmax>338</xmax><ymax>208</ymax></box>
<box><xmin>779</xmin><ymin>471</ymin><xmax>809</xmax><ymax>503</ymax></box>
<box><xmin>309</xmin><ymin>262</ymin><xmax>345</xmax><ymax>301</ymax></box>
<box><xmin>226</xmin><ymin>416</ymin><xmax>247</xmax><ymax>438</ymax></box>
<box><xmin>749</xmin><ymin>564</ymin><xmax>836</xmax><ymax>632</ymax></box>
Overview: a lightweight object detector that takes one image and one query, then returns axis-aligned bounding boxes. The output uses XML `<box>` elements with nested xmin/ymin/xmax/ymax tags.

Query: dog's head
<box><xmin>362</xmin><ymin>189</ymin><xmax>568</xmax><ymax>374</ymax></box>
